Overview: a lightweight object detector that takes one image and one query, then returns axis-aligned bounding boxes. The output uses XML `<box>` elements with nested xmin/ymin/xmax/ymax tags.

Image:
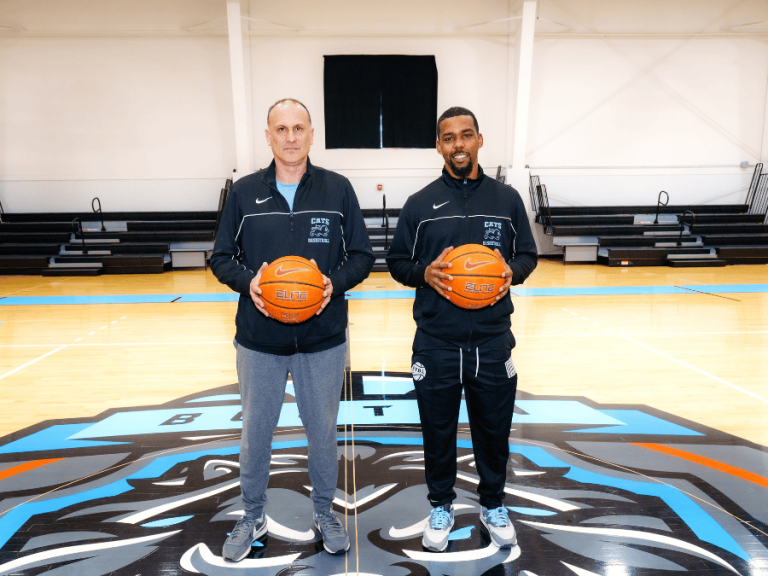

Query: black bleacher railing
<box><xmin>0</xmin><ymin>201</ymin><xmax>4</xmax><ymax>223</ymax></box>
<box><xmin>214</xmin><ymin>180</ymin><xmax>231</xmax><ymax>240</ymax></box>
<box><xmin>92</xmin><ymin>197</ymin><xmax>106</xmax><ymax>232</ymax></box>
<box><xmin>382</xmin><ymin>194</ymin><xmax>390</xmax><ymax>250</ymax></box>
<box><xmin>529</xmin><ymin>174</ymin><xmax>540</xmax><ymax>215</ymax></box>
<box><xmin>71</xmin><ymin>218</ymin><xmax>88</xmax><ymax>254</ymax></box>
<box><xmin>381</xmin><ymin>194</ymin><xmax>387</xmax><ymax>227</ymax></box>
<box><xmin>749</xmin><ymin>173</ymin><xmax>768</xmax><ymax>223</ymax></box>
<box><xmin>677</xmin><ymin>210</ymin><xmax>695</xmax><ymax>246</ymax></box>
<box><xmin>653</xmin><ymin>191</ymin><xmax>669</xmax><ymax>225</ymax></box>
<box><xmin>536</xmin><ymin>183</ymin><xmax>553</xmax><ymax>234</ymax></box>
<box><xmin>745</xmin><ymin>163</ymin><xmax>763</xmax><ymax>209</ymax></box>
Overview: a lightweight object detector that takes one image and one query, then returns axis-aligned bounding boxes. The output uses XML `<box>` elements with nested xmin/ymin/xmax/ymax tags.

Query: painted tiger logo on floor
<box><xmin>0</xmin><ymin>373</ymin><xmax>766</xmax><ymax>575</ymax></box>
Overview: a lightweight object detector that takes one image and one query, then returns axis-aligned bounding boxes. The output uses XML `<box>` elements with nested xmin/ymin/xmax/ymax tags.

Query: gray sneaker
<box><xmin>422</xmin><ymin>503</ymin><xmax>454</xmax><ymax>552</ymax></box>
<box><xmin>480</xmin><ymin>506</ymin><xmax>517</xmax><ymax>547</ymax></box>
<box><xmin>222</xmin><ymin>514</ymin><xmax>268</xmax><ymax>561</ymax></box>
<box><xmin>313</xmin><ymin>509</ymin><xmax>350</xmax><ymax>554</ymax></box>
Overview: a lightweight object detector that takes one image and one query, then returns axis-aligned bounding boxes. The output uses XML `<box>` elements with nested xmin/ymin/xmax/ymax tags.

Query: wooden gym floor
<box><xmin>0</xmin><ymin>261</ymin><xmax>766</xmax><ymax>576</ymax></box>
<box><xmin>1</xmin><ymin>261</ymin><xmax>765</xmax><ymax>445</ymax></box>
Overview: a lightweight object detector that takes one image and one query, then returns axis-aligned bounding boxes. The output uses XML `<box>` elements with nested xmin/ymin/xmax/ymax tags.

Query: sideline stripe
<box><xmin>0</xmin><ymin>330</ymin><xmax>765</xmax><ymax>349</ymax></box>
<box><xmin>0</xmin><ymin>345</ymin><xmax>67</xmax><ymax>381</ymax></box>
<box><xmin>0</xmin><ymin>295</ymin><xmax>187</xmax><ymax>306</ymax></box>
<box><xmin>633</xmin><ymin>443</ymin><xmax>768</xmax><ymax>489</ymax></box>
<box><xmin>512</xmin><ymin>286</ymin><xmax>689</xmax><ymax>296</ymax></box>
<box><xmin>0</xmin><ymin>458</ymin><xmax>63</xmax><ymax>481</ymax></box>
<box><xmin>0</xmin><ymin>283</ymin><xmax>766</xmax><ymax>306</ymax></box>
<box><xmin>621</xmin><ymin>334</ymin><xmax>768</xmax><ymax>405</ymax></box>
<box><xmin>347</xmin><ymin>290</ymin><xmax>415</xmax><ymax>300</ymax></box>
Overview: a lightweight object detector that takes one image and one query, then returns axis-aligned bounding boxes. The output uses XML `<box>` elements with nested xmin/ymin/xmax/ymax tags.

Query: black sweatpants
<box><xmin>411</xmin><ymin>330</ymin><xmax>518</xmax><ymax>509</ymax></box>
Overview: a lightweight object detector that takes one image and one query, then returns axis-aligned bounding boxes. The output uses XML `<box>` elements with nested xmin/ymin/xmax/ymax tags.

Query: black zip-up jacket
<box><xmin>386</xmin><ymin>166</ymin><xmax>538</xmax><ymax>350</ymax></box>
<box><xmin>211</xmin><ymin>159</ymin><xmax>374</xmax><ymax>355</ymax></box>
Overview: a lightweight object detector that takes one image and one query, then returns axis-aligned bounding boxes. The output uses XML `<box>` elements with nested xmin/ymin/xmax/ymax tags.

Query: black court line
<box><xmin>170</xmin><ymin>297</ymin><xmax>182</xmax><ymax>303</ymax></box>
<box><xmin>675</xmin><ymin>285</ymin><xmax>742</xmax><ymax>302</ymax></box>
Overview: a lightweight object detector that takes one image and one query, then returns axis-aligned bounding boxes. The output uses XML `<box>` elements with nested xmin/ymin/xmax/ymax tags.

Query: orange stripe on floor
<box><xmin>633</xmin><ymin>443</ymin><xmax>768</xmax><ymax>489</ymax></box>
<box><xmin>0</xmin><ymin>458</ymin><xmax>63</xmax><ymax>481</ymax></box>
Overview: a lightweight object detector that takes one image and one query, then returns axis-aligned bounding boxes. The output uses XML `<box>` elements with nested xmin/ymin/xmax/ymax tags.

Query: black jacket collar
<box><xmin>440</xmin><ymin>164</ymin><xmax>486</xmax><ymax>191</ymax></box>
<box><xmin>263</xmin><ymin>157</ymin><xmax>314</xmax><ymax>189</ymax></box>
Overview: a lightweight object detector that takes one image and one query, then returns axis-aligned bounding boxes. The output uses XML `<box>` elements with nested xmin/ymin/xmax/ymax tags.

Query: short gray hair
<box><xmin>267</xmin><ymin>98</ymin><xmax>312</xmax><ymax>124</ymax></box>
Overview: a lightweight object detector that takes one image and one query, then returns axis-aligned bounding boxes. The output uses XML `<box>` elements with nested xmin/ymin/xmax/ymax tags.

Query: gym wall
<box><xmin>0</xmin><ymin>0</ymin><xmax>766</xmax><ymax>212</ymax></box>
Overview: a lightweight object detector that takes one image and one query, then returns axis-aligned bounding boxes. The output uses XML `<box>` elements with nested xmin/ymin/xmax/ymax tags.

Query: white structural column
<box><xmin>227</xmin><ymin>1</ymin><xmax>253</xmax><ymax>180</ymax></box>
<box><xmin>512</xmin><ymin>1</ymin><xmax>537</xmax><ymax>169</ymax></box>
<box><xmin>506</xmin><ymin>0</ymin><xmax>554</xmax><ymax>255</ymax></box>
<box><xmin>241</xmin><ymin>2</ymin><xmax>255</xmax><ymax>172</ymax></box>
<box><xmin>504</xmin><ymin>1</ymin><xmax>518</xmax><ymax>168</ymax></box>
<box><xmin>761</xmin><ymin>76</ymin><xmax>768</xmax><ymax>165</ymax></box>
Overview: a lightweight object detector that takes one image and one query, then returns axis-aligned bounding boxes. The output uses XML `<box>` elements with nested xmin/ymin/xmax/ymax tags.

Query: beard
<box><xmin>450</xmin><ymin>156</ymin><xmax>474</xmax><ymax>178</ymax></box>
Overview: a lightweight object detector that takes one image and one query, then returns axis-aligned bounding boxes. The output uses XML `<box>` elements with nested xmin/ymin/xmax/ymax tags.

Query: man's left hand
<box><xmin>491</xmin><ymin>249</ymin><xmax>512</xmax><ymax>306</ymax></box>
<box><xmin>311</xmin><ymin>259</ymin><xmax>333</xmax><ymax>315</ymax></box>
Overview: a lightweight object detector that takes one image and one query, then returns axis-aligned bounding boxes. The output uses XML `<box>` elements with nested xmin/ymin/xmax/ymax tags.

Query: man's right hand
<box><xmin>250</xmin><ymin>262</ymin><xmax>270</xmax><ymax>317</ymax></box>
<box><xmin>424</xmin><ymin>246</ymin><xmax>454</xmax><ymax>299</ymax></box>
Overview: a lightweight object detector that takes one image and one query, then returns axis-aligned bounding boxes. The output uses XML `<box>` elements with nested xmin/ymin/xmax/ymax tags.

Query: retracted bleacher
<box><xmin>0</xmin><ymin>185</ymin><xmax>230</xmax><ymax>276</ymax></box>
<box><xmin>363</xmin><ymin>194</ymin><xmax>398</xmax><ymax>272</ymax></box>
<box><xmin>530</xmin><ymin>165</ymin><xmax>768</xmax><ymax>267</ymax></box>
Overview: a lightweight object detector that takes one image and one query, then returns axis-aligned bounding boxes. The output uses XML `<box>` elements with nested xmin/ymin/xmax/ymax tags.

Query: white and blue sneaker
<box><xmin>480</xmin><ymin>506</ymin><xmax>517</xmax><ymax>547</ymax></box>
<box><xmin>422</xmin><ymin>503</ymin><xmax>454</xmax><ymax>552</ymax></box>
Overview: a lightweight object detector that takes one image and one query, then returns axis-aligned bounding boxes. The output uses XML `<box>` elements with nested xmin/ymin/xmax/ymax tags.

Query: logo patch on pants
<box><xmin>505</xmin><ymin>357</ymin><xmax>516</xmax><ymax>378</ymax></box>
<box><xmin>411</xmin><ymin>362</ymin><xmax>426</xmax><ymax>381</ymax></box>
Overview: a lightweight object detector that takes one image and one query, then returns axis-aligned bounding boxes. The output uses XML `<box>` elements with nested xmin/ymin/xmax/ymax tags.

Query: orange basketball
<box><xmin>259</xmin><ymin>256</ymin><xmax>325</xmax><ymax>323</ymax></box>
<box><xmin>443</xmin><ymin>244</ymin><xmax>505</xmax><ymax>309</ymax></box>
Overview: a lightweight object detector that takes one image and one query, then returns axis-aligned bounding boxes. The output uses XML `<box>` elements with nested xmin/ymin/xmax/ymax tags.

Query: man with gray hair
<box><xmin>211</xmin><ymin>98</ymin><xmax>374</xmax><ymax>561</ymax></box>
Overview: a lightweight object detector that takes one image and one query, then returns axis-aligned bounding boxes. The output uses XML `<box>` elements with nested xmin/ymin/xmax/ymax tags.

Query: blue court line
<box><xmin>682</xmin><ymin>284</ymin><xmax>768</xmax><ymax>294</ymax></box>
<box><xmin>0</xmin><ymin>294</ymin><xmax>238</xmax><ymax>306</ymax></box>
<box><xmin>177</xmin><ymin>294</ymin><xmax>239</xmax><ymax>302</ymax></box>
<box><xmin>0</xmin><ymin>295</ymin><xmax>185</xmax><ymax>306</ymax></box>
<box><xmin>511</xmin><ymin>286</ymin><xmax>691</xmax><ymax>297</ymax></box>
<box><xmin>0</xmin><ymin>284</ymin><xmax>766</xmax><ymax>306</ymax></box>
<box><xmin>513</xmin><ymin>284</ymin><xmax>768</xmax><ymax>297</ymax></box>
<box><xmin>346</xmin><ymin>290</ymin><xmax>416</xmax><ymax>300</ymax></box>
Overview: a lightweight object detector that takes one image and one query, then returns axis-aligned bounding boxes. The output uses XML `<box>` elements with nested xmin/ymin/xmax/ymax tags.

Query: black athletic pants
<box><xmin>411</xmin><ymin>330</ymin><xmax>518</xmax><ymax>509</ymax></box>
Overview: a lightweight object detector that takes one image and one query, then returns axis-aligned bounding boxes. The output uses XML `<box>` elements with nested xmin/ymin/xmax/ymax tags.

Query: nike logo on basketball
<box><xmin>433</xmin><ymin>201</ymin><xmax>449</xmax><ymax>210</ymax></box>
<box><xmin>275</xmin><ymin>265</ymin><xmax>305</xmax><ymax>277</ymax></box>
<box><xmin>465</xmin><ymin>258</ymin><xmax>494</xmax><ymax>270</ymax></box>
<box><xmin>255</xmin><ymin>197</ymin><xmax>271</xmax><ymax>204</ymax></box>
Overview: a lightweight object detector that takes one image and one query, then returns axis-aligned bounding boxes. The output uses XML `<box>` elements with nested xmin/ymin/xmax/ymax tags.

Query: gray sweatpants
<box><xmin>236</xmin><ymin>341</ymin><xmax>346</xmax><ymax>519</ymax></box>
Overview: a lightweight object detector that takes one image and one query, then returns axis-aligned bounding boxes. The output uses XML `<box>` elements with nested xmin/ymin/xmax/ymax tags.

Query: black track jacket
<box><xmin>211</xmin><ymin>159</ymin><xmax>374</xmax><ymax>355</ymax></box>
<box><xmin>386</xmin><ymin>166</ymin><xmax>538</xmax><ymax>350</ymax></box>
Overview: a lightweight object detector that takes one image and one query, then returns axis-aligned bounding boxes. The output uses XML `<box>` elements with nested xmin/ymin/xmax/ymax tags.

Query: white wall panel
<box><xmin>536</xmin><ymin>170</ymin><xmax>753</xmax><ymax>207</ymax></box>
<box><xmin>528</xmin><ymin>36</ymin><xmax>768</xmax><ymax>167</ymax></box>
<box><xmin>526</xmin><ymin>35</ymin><xmax>768</xmax><ymax>204</ymax></box>
<box><xmin>0</xmin><ymin>179</ymin><xmax>223</xmax><ymax>213</ymax></box>
<box><xmin>2</xmin><ymin>0</ymin><xmax>767</xmax><ymax>213</ymax></box>
<box><xmin>0</xmin><ymin>36</ymin><xmax>235</xmax><ymax>212</ymax></box>
<box><xmin>0</xmin><ymin>37</ymin><xmax>235</xmax><ymax>179</ymax></box>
